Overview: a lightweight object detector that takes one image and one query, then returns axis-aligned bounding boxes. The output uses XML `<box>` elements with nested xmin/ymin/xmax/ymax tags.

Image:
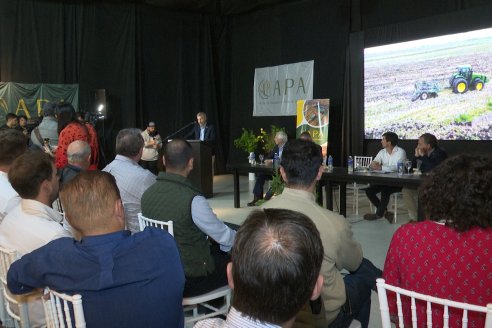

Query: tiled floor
<box><xmin>208</xmin><ymin>174</ymin><xmax>411</xmax><ymax>328</ymax></box>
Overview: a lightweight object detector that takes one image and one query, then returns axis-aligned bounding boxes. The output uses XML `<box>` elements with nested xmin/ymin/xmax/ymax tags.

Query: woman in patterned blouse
<box><xmin>383</xmin><ymin>154</ymin><xmax>492</xmax><ymax>328</ymax></box>
<box><xmin>55</xmin><ymin>103</ymin><xmax>99</xmax><ymax>170</ymax></box>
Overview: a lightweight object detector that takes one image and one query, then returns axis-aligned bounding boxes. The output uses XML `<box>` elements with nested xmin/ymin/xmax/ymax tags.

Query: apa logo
<box><xmin>258</xmin><ymin>78</ymin><xmax>306</xmax><ymax>99</ymax></box>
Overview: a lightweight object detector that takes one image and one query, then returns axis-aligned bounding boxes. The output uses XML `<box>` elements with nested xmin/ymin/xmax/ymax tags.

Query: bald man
<box><xmin>59</xmin><ymin>140</ymin><xmax>91</xmax><ymax>184</ymax></box>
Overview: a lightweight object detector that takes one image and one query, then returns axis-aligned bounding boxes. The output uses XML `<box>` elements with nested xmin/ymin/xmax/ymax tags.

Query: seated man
<box><xmin>248</xmin><ymin>131</ymin><xmax>288</xmax><ymax>206</ymax></box>
<box><xmin>262</xmin><ymin>139</ymin><xmax>381</xmax><ymax>328</ymax></box>
<box><xmin>141</xmin><ymin>139</ymin><xmax>236</xmax><ymax>297</ymax></box>
<box><xmin>0</xmin><ymin>151</ymin><xmax>71</xmax><ymax>327</ymax></box>
<box><xmin>363</xmin><ymin>131</ymin><xmax>407</xmax><ymax>223</ymax></box>
<box><xmin>0</xmin><ymin>151</ymin><xmax>71</xmax><ymax>255</ymax></box>
<box><xmin>0</xmin><ymin>129</ymin><xmax>27</xmax><ymax>222</ymax></box>
<box><xmin>402</xmin><ymin>133</ymin><xmax>447</xmax><ymax>219</ymax></box>
<box><xmin>7</xmin><ymin>171</ymin><xmax>185</xmax><ymax>327</ymax></box>
<box><xmin>195</xmin><ymin>208</ymin><xmax>324</xmax><ymax>328</ymax></box>
<box><xmin>59</xmin><ymin>140</ymin><xmax>91</xmax><ymax>184</ymax></box>
<box><xmin>103</xmin><ymin>128</ymin><xmax>156</xmax><ymax>233</ymax></box>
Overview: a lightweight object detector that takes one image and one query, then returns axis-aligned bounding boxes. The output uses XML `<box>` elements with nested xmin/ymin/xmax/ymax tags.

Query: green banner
<box><xmin>0</xmin><ymin>82</ymin><xmax>79</xmax><ymax>125</ymax></box>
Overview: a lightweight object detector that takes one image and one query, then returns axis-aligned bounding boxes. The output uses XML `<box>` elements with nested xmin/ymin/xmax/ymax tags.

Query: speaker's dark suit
<box><xmin>187</xmin><ymin>124</ymin><xmax>216</xmax><ymax>154</ymax></box>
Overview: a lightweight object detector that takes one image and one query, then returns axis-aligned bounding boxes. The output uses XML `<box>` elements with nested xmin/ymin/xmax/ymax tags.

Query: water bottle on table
<box><xmin>397</xmin><ymin>159</ymin><xmax>404</xmax><ymax>176</ymax></box>
<box><xmin>273</xmin><ymin>152</ymin><xmax>280</xmax><ymax>169</ymax></box>
<box><xmin>327</xmin><ymin>155</ymin><xmax>333</xmax><ymax>172</ymax></box>
<box><xmin>347</xmin><ymin>156</ymin><xmax>354</xmax><ymax>173</ymax></box>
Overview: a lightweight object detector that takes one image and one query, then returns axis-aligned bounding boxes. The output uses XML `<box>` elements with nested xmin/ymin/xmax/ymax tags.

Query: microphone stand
<box><xmin>164</xmin><ymin>121</ymin><xmax>196</xmax><ymax>141</ymax></box>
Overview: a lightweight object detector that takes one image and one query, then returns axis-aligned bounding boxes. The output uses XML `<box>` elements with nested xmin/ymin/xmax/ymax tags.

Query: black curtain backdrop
<box><xmin>226</xmin><ymin>0</ymin><xmax>350</xmax><ymax>164</ymax></box>
<box><xmin>1</xmin><ymin>0</ymin><xmax>491</xmax><ymax>171</ymax></box>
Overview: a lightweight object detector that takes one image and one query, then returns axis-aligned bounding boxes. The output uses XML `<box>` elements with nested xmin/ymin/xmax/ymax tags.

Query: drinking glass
<box><xmin>258</xmin><ymin>154</ymin><xmax>265</xmax><ymax>164</ymax></box>
<box><xmin>405</xmin><ymin>160</ymin><xmax>412</xmax><ymax>174</ymax></box>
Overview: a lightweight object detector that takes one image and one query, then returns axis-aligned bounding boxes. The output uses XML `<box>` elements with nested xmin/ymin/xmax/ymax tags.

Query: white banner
<box><xmin>253</xmin><ymin>60</ymin><xmax>314</xmax><ymax>116</ymax></box>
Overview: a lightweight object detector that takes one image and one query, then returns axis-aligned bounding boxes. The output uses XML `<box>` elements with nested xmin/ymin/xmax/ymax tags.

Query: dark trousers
<box><xmin>252</xmin><ymin>173</ymin><xmax>271</xmax><ymax>198</ymax></box>
<box><xmin>139</xmin><ymin>159</ymin><xmax>158</xmax><ymax>175</ymax></box>
<box><xmin>365</xmin><ymin>185</ymin><xmax>402</xmax><ymax>217</ymax></box>
<box><xmin>183</xmin><ymin>244</ymin><xmax>230</xmax><ymax>297</ymax></box>
<box><xmin>328</xmin><ymin>258</ymin><xmax>383</xmax><ymax>328</ymax></box>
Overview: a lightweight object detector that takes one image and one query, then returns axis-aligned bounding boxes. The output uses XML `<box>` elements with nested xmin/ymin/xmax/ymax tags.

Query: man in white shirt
<box><xmin>0</xmin><ymin>129</ymin><xmax>27</xmax><ymax>223</ymax></box>
<box><xmin>0</xmin><ymin>151</ymin><xmax>71</xmax><ymax>254</ymax></box>
<box><xmin>195</xmin><ymin>208</ymin><xmax>324</xmax><ymax>328</ymax></box>
<box><xmin>103</xmin><ymin>128</ymin><xmax>156</xmax><ymax>233</ymax></box>
<box><xmin>140</xmin><ymin>121</ymin><xmax>162</xmax><ymax>175</ymax></box>
<box><xmin>0</xmin><ymin>151</ymin><xmax>71</xmax><ymax>328</ymax></box>
<box><xmin>364</xmin><ymin>132</ymin><xmax>407</xmax><ymax>222</ymax></box>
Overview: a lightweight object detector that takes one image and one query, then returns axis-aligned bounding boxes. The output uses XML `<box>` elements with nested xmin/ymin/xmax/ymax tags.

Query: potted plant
<box><xmin>234</xmin><ymin>128</ymin><xmax>258</xmax><ymax>164</ymax></box>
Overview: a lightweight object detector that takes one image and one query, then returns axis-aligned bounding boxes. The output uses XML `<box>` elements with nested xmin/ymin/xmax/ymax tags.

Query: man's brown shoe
<box><xmin>363</xmin><ymin>213</ymin><xmax>381</xmax><ymax>221</ymax></box>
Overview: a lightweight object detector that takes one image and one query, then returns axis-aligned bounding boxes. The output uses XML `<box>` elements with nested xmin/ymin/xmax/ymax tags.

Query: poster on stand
<box><xmin>296</xmin><ymin>99</ymin><xmax>329</xmax><ymax>156</ymax></box>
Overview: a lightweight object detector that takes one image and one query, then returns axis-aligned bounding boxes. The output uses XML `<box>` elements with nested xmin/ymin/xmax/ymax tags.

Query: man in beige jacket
<box><xmin>262</xmin><ymin>139</ymin><xmax>381</xmax><ymax>328</ymax></box>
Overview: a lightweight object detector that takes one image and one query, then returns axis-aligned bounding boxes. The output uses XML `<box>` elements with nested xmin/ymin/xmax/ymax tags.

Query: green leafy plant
<box><xmin>270</xmin><ymin>168</ymin><xmax>285</xmax><ymax>195</ymax></box>
<box><xmin>261</xmin><ymin>125</ymin><xmax>285</xmax><ymax>154</ymax></box>
<box><xmin>233</xmin><ymin>128</ymin><xmax>258</xmax><ymax>153</ymax></box>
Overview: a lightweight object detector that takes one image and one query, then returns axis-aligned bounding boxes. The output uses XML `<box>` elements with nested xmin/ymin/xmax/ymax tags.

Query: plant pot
<box><xmin>249</xmin><ymin>172</ymin><xmax>255</xmax><ymax>181</ymax></box>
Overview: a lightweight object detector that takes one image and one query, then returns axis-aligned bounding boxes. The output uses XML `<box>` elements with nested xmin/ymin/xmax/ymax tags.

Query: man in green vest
<box><xmin>141</xmin><ymin>139</ymin><xmax>236</xmax><ymax>297</ymax></box>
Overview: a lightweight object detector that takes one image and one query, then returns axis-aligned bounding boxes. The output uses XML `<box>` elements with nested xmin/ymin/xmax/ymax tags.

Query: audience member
<box><xmin>140</xmin><ymin>121</ymin><xmax>162</xmax><ymax>175</ymax></box>
<box><xmin>248</xmin><ymin>131</ymin><xmax>288</xmax><ymax>206</ymax></box>
<box><xmin>141</xmin><ymin>139</ymin><xmax>236</xmax><ymax>297</ymax></box>
<box><xmin>383</xmin><ymin>154</ymin><xmax>492</xmax><ymax>327</ymax></box>
<box><xmin>262</xmin><ymin>139</ymin><xmax>381</xmax><ymax>328</ymax></box>
<box><xmin>17</xmin><ymin>114</ymin><xmax>30</xmax><ymax>138</ymax></box>
<box><xmin>30</xmin><ymin>102</ymin><xmax>59</xmax><ymax>150</ymax></box>
<box><xmin>363</xmin><ymin>131</ymin><xmax>406</xmax><ymax>222</ymax></box>
<box><xmin>59</xmin><ymin>140</ymin><xmax>91</xmax><ymax>184</ymax></box>
<box><xmin>195</xmin><ymin>208</ymin><xmax>324</xmax><ymax>328</ymax></box>
<box><xmin>0</xmin><ymin>129</ymin><xmax>27</xmax><ymax>222</ymax></box>
<box><xmin>103</xmin><ymin>128</ymin><xmax>156</xmax><ymax>233</ymax></box>
<box><xmin>55</xmin><ymin>102</ymin><xmax>99</xmax><ymax>170</ymax></box>
<box><xmin>0</xmin><ymin>151</ymin><xmax>71</xmax><ymax>327</ymax></box>
<box><xmin>0</xmin><ymin>113</ymin><xmax>18</xmax><ymax>129</ymax></box>
<box><xmin>7</xmin><ymin>171</ymin><xmax>185</xmax><ymax>327</ymax></box>
<box><xmin>402</xmin><ymin>133</ymin><xmax>447</xmax><ymax>219</ymax></box>
<box><xmin>0</xmin><ymin>151</ymin><xmax>71</xmax><ymax>254</ymax></box>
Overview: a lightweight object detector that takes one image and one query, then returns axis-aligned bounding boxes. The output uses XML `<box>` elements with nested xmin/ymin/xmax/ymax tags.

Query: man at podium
<box><xmin>188</xmin><ymin>112</ymin><xmax>216</xmax><ymax>175</ymax></box>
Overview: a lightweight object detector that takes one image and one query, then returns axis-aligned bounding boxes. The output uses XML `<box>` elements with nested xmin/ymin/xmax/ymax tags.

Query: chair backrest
<box><xmin>43</xmin><ymin>288</ymin><xmax>86</xmax><ymax>328</ymax></box>
<box><xmin>137</xmin><ymin>213</ymin><xmax>174</xmax><ymax>236</ymax></box>
<box><xmin>376</xmin><ymin>278</ymin><xmax>492</xmax><ymax>328</ymax></box>
<box><xmin>0</xmin><ymin>246</ymin><xmax>30</xmax><ymax>327</ymax></box>
<box><xmin>354</xmin><ymin>156</ymin><xmax>372</xmax><ymax>170</ymax></box>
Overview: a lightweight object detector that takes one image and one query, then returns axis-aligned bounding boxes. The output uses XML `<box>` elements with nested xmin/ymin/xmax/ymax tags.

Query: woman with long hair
<box><xmin>55</xmin><ymin>103</ymin><xmax>99</xmax><ymax>170</ymax></box>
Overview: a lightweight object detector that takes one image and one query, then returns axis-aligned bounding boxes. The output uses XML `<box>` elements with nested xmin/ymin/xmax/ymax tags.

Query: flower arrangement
<box><xmin>234</xmin><ymin>125</ymin><xmax>285</xmax><ymax>155</ymax></box>
<box><xmin>233</xmin><ymin>128</ymin><xmax>258</xmax><ymax>153</ymax></box>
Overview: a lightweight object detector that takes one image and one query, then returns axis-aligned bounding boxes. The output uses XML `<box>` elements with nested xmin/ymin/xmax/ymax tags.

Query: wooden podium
<box><xmin>187</xmin><ymin>140</ymin><xmax>213</xmax><ymax>198</ymax></box>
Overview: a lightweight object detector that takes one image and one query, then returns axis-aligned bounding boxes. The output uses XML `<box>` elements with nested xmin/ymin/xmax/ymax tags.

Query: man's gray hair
<box><xmin>67</xmin><ymin>140</ymin><xmax>91</xmax><ymax>164</ymax></box>
<box><xmin>276</xmin><ymin>131</ymin><xmax>288</xmax><ymax>143</ymax></box>
<box><xmin>115</xmin><ymin>128</ymin><xmax>144</xmax><ymax>157</ymax></box>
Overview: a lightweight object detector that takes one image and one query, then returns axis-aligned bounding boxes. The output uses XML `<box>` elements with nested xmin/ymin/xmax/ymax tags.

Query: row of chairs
<box><xmin>1</xmin><ymin>239</ymin><xmax>491</xmax><ymax>326</ymax></box>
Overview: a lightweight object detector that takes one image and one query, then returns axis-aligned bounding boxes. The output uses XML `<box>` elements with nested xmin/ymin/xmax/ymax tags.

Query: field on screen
<box><xmin>364</xmin><ymin>28</ymin><xmax>492</xmax><ymax>140</ymax></box>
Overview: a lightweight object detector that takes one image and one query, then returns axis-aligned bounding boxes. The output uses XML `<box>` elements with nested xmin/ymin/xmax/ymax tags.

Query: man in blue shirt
<box><xmin>7</xmin><ymin>171</ymin><xmax>185</xmax><ymax>328</ymax></box>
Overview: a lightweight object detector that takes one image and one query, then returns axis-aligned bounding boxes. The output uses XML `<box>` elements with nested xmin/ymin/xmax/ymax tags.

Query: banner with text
<box><xmin>0</xmin><ymin>82</ymin><xmax>79</xmax><ymax>125</ymax></box>
<box><xmin>296</xmin><ymin>99</ymin><xmax>329</xmax><ymax>157</ymax></box>
<box><xmin>253</xmin><ymin>60</ymin><xmax>313</xmax><ymax>116</ymax></box>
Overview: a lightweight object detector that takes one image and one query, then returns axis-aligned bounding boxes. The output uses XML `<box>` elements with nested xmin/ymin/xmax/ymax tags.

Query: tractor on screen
<box><xmin>449</xmin><ymin>65</ymin><xmax>488</xmax><ymax>94</ymax></box>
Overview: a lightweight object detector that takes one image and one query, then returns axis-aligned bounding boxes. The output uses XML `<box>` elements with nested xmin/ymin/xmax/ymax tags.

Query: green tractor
<box><xmin>449</xmin><ymin>65</ymin><xmax>488</xmax><ymax>94</ymax></box>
